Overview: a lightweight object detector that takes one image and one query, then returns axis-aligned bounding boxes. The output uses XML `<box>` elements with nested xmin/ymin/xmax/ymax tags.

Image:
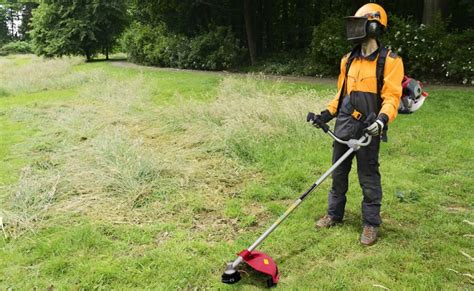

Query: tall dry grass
<box><xmin>0</xmin><ymin>55</ymin><xmax>96</xmax><ymax>94</ymax></box>
<box><xmin>1</xmin><ymin>66</ymin><xmax>333</xmax><ymax>238</ymax></box>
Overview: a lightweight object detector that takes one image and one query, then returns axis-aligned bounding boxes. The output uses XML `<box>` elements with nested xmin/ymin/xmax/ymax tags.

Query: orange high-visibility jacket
<box><xmin>327</xmin><ymin>48</ymin><xmax>404</xmax><ymax>123</ymax></box>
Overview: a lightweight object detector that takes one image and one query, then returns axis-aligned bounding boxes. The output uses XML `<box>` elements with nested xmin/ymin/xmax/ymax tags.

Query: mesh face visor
<box><xmin>345</xmin><ymin>17</ymin><xmax>368</xmax><ymax>41</ymax></box>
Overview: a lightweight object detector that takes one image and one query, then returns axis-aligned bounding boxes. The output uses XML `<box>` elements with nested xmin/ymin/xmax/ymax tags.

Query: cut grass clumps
<box><xmin>0</xmin><ymin>167</ymin><xmax>60</xmax><ymax>237</ymax></box>
<box><xmin>92</xmin><ymin>130</ymin><xmax>175</xmax><ymax>208</ymax></box>
<box><xmin>1</xmin><ymin>73</ymin><xmax>329</xmax><ymax>236</ymax></box>
<box><xmin>158</xmin><ymin>75</ymin><xmax>330</xmax><ymax>161</ymax></box>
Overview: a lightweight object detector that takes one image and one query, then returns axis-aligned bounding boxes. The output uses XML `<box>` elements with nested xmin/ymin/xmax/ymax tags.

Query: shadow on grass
<box><xmin>237</xmin><ymin>264</ymin><xmax>276</xmax><ymax>288</ymax></box>
<box><xmin>86</xmin><ymin>57</ymin><xmax>127</xmax><ymax>63</ymax></box>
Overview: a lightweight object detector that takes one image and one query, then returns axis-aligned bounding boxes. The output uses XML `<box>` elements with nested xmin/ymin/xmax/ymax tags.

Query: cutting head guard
<box><xmin>346</xmin><ymin>3</ymin><xmax>388</xmax><ymax>42</ymax></box>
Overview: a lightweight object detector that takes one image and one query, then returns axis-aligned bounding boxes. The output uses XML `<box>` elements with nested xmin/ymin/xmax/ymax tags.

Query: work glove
<box><xmin>307</xmin><ymin>110</ymin><xmax>334</xmax><ymax>128</ymax></box>
<box><xmin>366</xmin><ymin>114</ymin><xmax>388</xmax><ymax>136</ymax></box>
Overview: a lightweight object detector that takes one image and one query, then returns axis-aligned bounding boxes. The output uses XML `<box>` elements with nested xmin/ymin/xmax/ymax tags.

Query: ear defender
<box><xmin>366</xmin><ymin>20</ymin><xmax>383</xmax><ymax>38</ymax></box>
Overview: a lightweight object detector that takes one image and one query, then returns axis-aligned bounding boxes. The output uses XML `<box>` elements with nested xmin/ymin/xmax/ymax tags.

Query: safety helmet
<box><xmin>346</xmin><ymin>3</ymin><xmax>388</xmax><ymax>42</ymax></box>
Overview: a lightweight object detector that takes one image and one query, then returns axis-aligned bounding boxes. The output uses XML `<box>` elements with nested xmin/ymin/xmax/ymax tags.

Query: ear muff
<box><xmin>366</xmin><ymin>20</ymin><xmax>383</xmax><ymax>38</ymax></box>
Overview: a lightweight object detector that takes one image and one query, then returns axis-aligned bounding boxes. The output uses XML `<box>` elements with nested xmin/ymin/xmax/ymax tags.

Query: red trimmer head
<box><xmin>221</xmin><ymin>249</ymin><xmax>279</xmax><ymax>287</ymax></box>
<box><xmin>239</xmin><ymin>249</ymin><xmax>280</xmax><ymax>286</ymax></box>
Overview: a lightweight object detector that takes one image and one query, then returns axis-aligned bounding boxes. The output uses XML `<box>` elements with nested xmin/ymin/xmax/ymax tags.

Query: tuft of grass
<box><xmin>0</xmin><ymin>55</ymin><xmax>91</xmax><ymax>94</ymax></box>
<box><xmin>0</xmin><ymin>167</ymin><xmax>60</xmax><ymax>237</ymax></box>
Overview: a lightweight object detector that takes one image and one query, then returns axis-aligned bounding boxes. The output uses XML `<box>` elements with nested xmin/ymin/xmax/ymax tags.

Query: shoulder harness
<box><xmin>336</xmin><ymin>46</ymin><xmax>389</xmax><ymax>115</ymax></box>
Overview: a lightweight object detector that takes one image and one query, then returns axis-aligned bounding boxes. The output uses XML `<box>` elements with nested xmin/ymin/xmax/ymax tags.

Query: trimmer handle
<box><xmin>363</xmin><ymin>112</ymin><xmax>377</xmax><ymax>128</ymax></box>
<box><xmin>316</xmin><ymin>120</ymin><xmax>330</xmax><ymax>133</ymax></box>
<box><xmin>306</xmin><ymin>112</ymin><xmax>330</xmax><ymax>133</ymax></box>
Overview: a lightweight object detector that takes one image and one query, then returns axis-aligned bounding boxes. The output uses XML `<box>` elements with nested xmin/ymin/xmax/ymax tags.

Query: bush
<box><xmin>121</xmin><ymin>22</ymin><xmax>168</xmax><ymax>66</ymax></box>
<box><xmin>186</xmin><ymin>27</ymin><xmax>245</xmax><ymax>70</ymax></box>
<box><xmin>122</xmin><ymin>23</ymin><xmax>245</xmax><ymax>70</ymax></box>
<box><xmin>245</xmin><ymin>51</ymin><xmax>309</xmax><ymax>76</ymax></box>
<box><xmin>254</xmin><ymin>17</ymin><xmax>350</xmax><ymax>77</ymax></box>
<box><xmin>383</xmin><ymin>15</ymin><xmax>474</xmax><ymax>83</ymax></box>
<box><xmin>1</xmin><ymin>41</ymin><xmax>33</xmax><ymax>54</ymax></box>
<box><xmin>303</xmin><ymin>14</ymin><xmax>473</xmax><ymax>83</ymax></box>
<box><xmin>308</xmin><ymin>16</ymin><xmax>351</xmax><ymax>76</ymax></box>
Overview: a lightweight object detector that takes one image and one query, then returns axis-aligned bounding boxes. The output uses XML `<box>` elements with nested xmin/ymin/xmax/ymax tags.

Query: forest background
<box><xmin>0</xmin><ymin>0</ymin><xmax>472</xmax><ymax>83</ymax></box>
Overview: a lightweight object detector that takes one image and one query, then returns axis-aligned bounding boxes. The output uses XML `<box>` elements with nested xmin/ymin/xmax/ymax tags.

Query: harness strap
<box><xmin>376</xmin><ymin>47</ymin><xmax>388</xmax><ymax>109</ymax></box>
<box><xmin>335</xmin><ymin>46</ymin><xmax>358</xmax><ymax>114</ymax></box>
<box><xmin>376</xmin><ymin>47</ymin><xmax>389</xmax><ymax>142</ymax></box>
<box><xmin>336</xmin><ymin>45</ymin><xmax>388</xmax><ymax>115</ymax></box>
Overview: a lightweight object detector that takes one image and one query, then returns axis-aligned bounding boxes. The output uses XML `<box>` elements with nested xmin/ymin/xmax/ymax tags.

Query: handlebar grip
<box><xmin>307</xmin><ymin>112</ymin><xmax>330</xmax><ymax>133</ymax></box>
<box><xmin>365</xmin><ymin>112</ymin><xmax>377</xmax><ymax>125</ymax></box>
<box><xmin>316</xmin><ymin>121</ymin><xmax>330</xmax><ymax>133</ymax></box>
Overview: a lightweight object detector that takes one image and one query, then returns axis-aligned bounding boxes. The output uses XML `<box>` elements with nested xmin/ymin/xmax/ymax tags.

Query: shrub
<box><xmin>383</xmin><ymin>15</ymin><xmax>474</xmax><ymax>83</ymax></box>
<box><xmin>308</xmin><ymin>16</ymin><xmax>351</xmax><ymax>76</ymax></box>
<box><xmin>303</xmin><ymin>14</ymin><xmax>474</xmax><ymax>83</ymax></box>
<box><xmin>247</xmin><ymin>51</ymin><xmax>309</xmax><ymax>76</ymax></box>
<box><xmin>122</xmin><ymin>23</ymin><xmax>245</xmax><ymax>70</ymax></box>
<box><xmin>1</xmin><ymin>41</ymin><xmax>33</xmax><ymax>54</ymax></box>
<box><xmin>186</xmin><ymin>27</ymin><xmax>246</xmax><ymax>70</ymax></box>
<box><xmin>121</xmin><ymin>22</ymin><xmax>170</xmax><ymax>66</ymax></box>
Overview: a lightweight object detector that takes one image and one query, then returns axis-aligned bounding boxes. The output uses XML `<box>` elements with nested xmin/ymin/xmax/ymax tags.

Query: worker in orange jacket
<box><xmin>308</xmin><ymin>3</ymin><xmax>404</xmax><ymax>245</ymax></box>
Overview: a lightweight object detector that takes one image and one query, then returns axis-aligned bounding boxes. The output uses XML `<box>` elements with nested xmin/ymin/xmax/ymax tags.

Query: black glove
<box><xmin>366</xmin><ymin>113</ymin><xmax>388</xmax><ymax>136</ymax></box>
<box><xmin>307</xmin><ymin>110</ymin><xmax>334</xmax><ymax>128</ymax></box>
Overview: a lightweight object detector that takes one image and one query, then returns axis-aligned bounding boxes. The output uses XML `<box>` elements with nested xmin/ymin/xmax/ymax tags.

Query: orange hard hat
<box><xmin>354</xmin><ymin>3</ymin><xmax>388</xmax><ymax>27</ymax></box>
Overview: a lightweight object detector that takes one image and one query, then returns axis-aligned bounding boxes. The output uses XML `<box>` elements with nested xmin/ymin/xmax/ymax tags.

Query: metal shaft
<box><xmin>231</xmin><ymin>142</ymin><xmax>358</xmax><ymax>269</ymax></box>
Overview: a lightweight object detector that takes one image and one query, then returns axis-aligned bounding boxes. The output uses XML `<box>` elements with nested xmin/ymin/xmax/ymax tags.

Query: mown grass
<box><xmin>0</xmin><ymin>55</ymin><xmax>472</xmax><ymax>289</ymax></box>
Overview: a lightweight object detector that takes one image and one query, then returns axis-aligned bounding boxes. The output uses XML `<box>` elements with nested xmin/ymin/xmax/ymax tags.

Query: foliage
<box><xmin>256</xmin><ymin>14</ymin><xmax>474</xmax><ymax>83</ymax></box>
<box><xmin>127</xmin><ymin>0</ymin><xmax>358</xmax><ymax>63</ymax></box>
<box><xmin>30</xmin><ymin>0</ymin><xmax>128</xmax><ymax>60</ymax></box>
<box><xmin>186</xmin><ymin>26</ymin><xmax>246</xmax><ymax>70</ymax></box>
<box><xmin>241</xmin><ymin>51</ymin><xmax>309</xmax><ymax>76</ymax></box>
<box><xmin>18</xmin><ymin>2</ymin><xmax>39</xmax><ymax>41</ymax></box>
<box><xmin>308</xmin><ymin>16</ymin><xmax>351</xmax><ymax>76</ymax></box>
<box><xmin>383</xmin><ymin>15</ymin><xmax>474</xmax><ymax>83</ymax></box>
<box><xmin>122</xmin><ymin>22</ymin><xmax>245</xmax><ymax>70</ymax></box>
<box><xmin>0</xmin><ymin>6</ymin><xmax>10</xmax><ymax>45</ymax></box>
<box><xmin>1</xmin><ymin>41</ymin><xmax>33</xmax><ymax>54</ymax></box>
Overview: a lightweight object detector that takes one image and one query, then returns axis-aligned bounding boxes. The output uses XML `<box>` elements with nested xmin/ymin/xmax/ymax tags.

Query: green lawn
<box><xmin>0</xmin><ymin>55</ymin><xmax>472</xmax><ymax>289</ymax></box>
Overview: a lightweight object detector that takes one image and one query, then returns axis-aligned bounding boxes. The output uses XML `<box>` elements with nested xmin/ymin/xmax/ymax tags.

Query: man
<box><xmin>308</xmin><ymin>3</ymin><xmax>404</xmax><ymax>246</ymax></box>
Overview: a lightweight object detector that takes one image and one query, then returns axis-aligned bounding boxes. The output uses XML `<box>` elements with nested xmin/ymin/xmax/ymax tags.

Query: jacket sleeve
<box><xmin>379</xmin><ymin>54</ymin><xmax>404</xmax><ymax>123</ymax></box>
<box><xmin>327</xmin><ymin>55</ymin><xmax>349</xmax><ymax>116</ymax></box>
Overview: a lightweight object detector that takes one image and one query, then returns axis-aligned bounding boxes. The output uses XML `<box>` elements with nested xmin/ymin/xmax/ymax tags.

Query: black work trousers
<box><xmin>327</xmin><ymin>137</ymin><xmax>382</xmax><ymax>226</ymax></box>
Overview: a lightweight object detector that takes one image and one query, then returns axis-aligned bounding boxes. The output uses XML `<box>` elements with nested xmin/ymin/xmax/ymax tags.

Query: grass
<box><xmin>0</xmin><ymin>54</ymin><xmax>473</xmax><ymax>289</ymax></box>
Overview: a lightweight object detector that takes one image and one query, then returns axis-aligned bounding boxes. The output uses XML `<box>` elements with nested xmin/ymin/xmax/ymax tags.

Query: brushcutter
<box><xmin>221</xmin><ymin>112</ymin><xmax>376</xmax><ymax>287</ymax></box>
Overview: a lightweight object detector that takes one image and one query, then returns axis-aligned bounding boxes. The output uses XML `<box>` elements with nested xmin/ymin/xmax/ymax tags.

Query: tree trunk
<box><xmin>105</xmin><ymin>40</ymin><xmax>109</xmax><ymax>60</ymax></box>
<box><xmin>422</xmin><ymin>0</ymin><xmax>447</xmax><ymax>26</ymax></box>
<box><xmin>264</xmin><ymin>0</ymin><xmax>273</xmax><ymax>53</ymax></box>
<box><xmin>9</xmin><ymin>8</ymin><xmax>14</xmax><ymax>38</ymax></box>
<box><xmin>85</xmin><ymin>50</ymin><xmax>91</xmax><ymax>62</ymax></box>
<box><xmin>244</xmin><ymin>0</ymin><xmax>257</xmax><ymax>65</ymax></box>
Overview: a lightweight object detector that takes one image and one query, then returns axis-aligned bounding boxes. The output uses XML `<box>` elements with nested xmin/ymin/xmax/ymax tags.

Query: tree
<box><xmin>18</xmin><ymin>2</ymin><xmax>39</xmax><ymax>41</ymax></box>
<box><xmin>422</xmin><ymin>0</ymin><xmax>447</xmax><ymax>26</ymax></box>
<box><xmin>243</xmin><ymin>0</ymin><xmax>257</xmax><ymax>65</ymax></box>
<box><xmin>93</xmin><ymin>1</ymin><xmax>129</xmax><ymax>60</ymax></box>
<box><xmin>4</xmin><ymin>1</ymin><xmax>22</xmax><ymax>40</ymax></box>
<box><xmin>0</xmin><ymin>6</ymin><xmax>10</xmax><ymax>45</ymax></box>
<box><xmin>30</xmin><ymin>0</ymin><xmax>128</xmax><ymax>60</ymax></box>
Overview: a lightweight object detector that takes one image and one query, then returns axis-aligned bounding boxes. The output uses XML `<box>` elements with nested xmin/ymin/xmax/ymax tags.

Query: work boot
<box><xmin>360</xmin><ymin>225</ymin><xmax>379</xmax><ymax>246</ymax></box>
<box><xmin>315</xmin><ymin>215</ymin><xmax>340</xmax><ymax>229</ymax></box>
